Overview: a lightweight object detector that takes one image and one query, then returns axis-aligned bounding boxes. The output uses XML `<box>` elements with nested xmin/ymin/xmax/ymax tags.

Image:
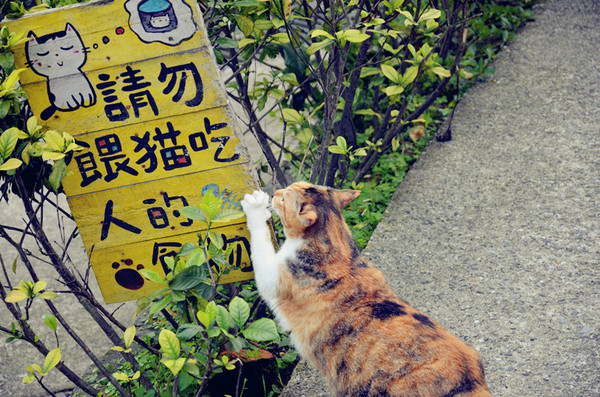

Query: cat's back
<box><xmin>281</xmin><ymin>260</ymin><xmax>492</xmax><ymax>397</ymax></box>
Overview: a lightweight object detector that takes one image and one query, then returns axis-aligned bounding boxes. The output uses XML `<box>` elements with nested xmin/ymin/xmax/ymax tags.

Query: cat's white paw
<box><xmin>241</xmin><ymin>190</ymin><xmax>271</xmax><ymax>226</ymax></box>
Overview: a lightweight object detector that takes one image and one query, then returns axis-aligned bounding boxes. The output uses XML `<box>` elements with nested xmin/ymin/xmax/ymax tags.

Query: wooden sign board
<box><xmin>4</xmin><ymin>0</ymin><xmax>259</xmax><ymax>303</ymax></box>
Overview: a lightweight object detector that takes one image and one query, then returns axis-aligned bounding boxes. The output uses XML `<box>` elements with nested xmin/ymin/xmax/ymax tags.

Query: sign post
<box><xmin>5</xmin><ymin>0</ymin><xmax>258</xmax><ymax>303</ymax></box>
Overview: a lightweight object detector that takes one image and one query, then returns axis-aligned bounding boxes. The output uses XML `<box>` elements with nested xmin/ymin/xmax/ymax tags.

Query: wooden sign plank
<box><xmin>6</xmin><ymin>0</ymin><xmax>210</xmax><ymax>86</ymax></box>
<box><xmin>3</xmin><ymin>0</ymin><xmax>262</xmax><ymax>303</ymax></box>
<box><xmin>92</xmin><ymin>224</ymin><xmax>253</xmax><ymax>303</ymax></box>
<box><xmin>68</xmin><ymin>165</ymin><xmax>256</xmax><ymax>251</ymax></box>
<box><xmin>18</xmin><ymin>49</ymin><xmax>227</xmax><ymax>132</ymax></box>
<box><xmin>62</xmin><ymin>106</ymin><xmax>246</xmax><ymax>196</ymax></box>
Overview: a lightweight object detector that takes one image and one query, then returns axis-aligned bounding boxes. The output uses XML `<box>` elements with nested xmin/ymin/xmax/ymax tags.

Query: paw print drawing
<box><xmin>241</xmin><ymin>190</ymin><xmax>271</xmax><ymax>227</ymax></box>
<box><xmin>112</xmin><ymin>259</ymin><xmax>145</xmax><ymax>290</ymax></box>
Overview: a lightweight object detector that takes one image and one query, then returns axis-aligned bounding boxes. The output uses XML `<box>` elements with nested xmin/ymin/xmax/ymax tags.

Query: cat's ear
<box><xmin>65</xmin><ymin>23</ymin><xmax>76</xmax><ymax>34</ymax></box>
<box><xmin>298</xmin><ymin>203</ymin><xmax>317</xmax><ymax>228</ymax></box>
<box><xmin>27</xmin><ymin>31</ymin><xmax>38</xmax><ymax>45</ymax></box>
<box><xmin>334</xmin><ymin>189</ymin><xmax>361</xmax><ymax>208</ymax></box>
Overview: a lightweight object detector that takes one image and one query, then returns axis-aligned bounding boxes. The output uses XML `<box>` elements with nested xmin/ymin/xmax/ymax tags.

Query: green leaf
<box><xmin>139</xmin><ymin>269</ymin><xmax>167</xmax><ymax>285</ymax></box>
<box><xmin>253</xmin><ymin>19</ymin><xmax>273</xmax><ymax>30</ymax></box>
<box><xmin>381</xmin><ymin>64</ymin><xmax>399</xmax><ymax>84</ymax></box>
<box><xmin>205</xmin><ymin>301</ymin><xmax>217</xmax><ymax>323</ymax></box>
<box><xmin>242</xmin><ymin>318</ymin><xmax>279</xmax><ymax>342</ymax></box>
<box><xmin>0</xmin><ymin>127</ymin><xmax>20</xmax><ymax>161</ymax></box>
<box><xmin>38</xmin><ymin>291</ymin><xmax>57</xmax><ymax>300</ymax></box>
<box><xmin>178</xmin><ymin>242</ymin><xmax>199</xmax><ymax>257</ymax></box>
<box><xmin>419</xmin><ymin>8</ymin><xmax>441</xmax><ymax>22</ymax></box>
<box><xmin>306</xmin><ymin>39</ymin><xmax>333</xmax><ymax>56</ymax></box>
<box><xmin>384</xmin><ymin>85</ymin><xmax>405</xmax><ymax>97</ymax></box>
<box><xmin>43</xmin><ymin>314</ymin><xmax>58</xmax><ymax>331</ymax></box>
<box><xmin>0</xmin><ymin>100</ymin><xmax>11</xmax><ymax>119</ymax></box>
<box><xmin>354</xmin><ymin>109</ymin><xmax>382</xmax><ymax>120</ymax></box>
<box><xmin>177</xmin><ymin>324</ymin><xmax>204</xmax><ymax>339</ymax></box>
<box><xmin>237</xmin><ymin>37</ymin><xmax>255</xmax><ymax>49</ymax></box>
<box><xmin>269</xmin><ymin>33</ymin><xmax>290</xmax><ymax>44</ymax></box>
<box><xmin>5</xmin><ymin>290</ymin><xmax>27</xmax><ymax>302</ymax></box>
<box><xmin>149</xmin><ymin>293</ymin><xmax>172</xmax><ymax>315</ymax></box>
<box><xmin>234</xmin><ymin>14</ymin><xmax>254</xmax><ymax>36</ymax></box>
<box><xmin>11</xmin><ymin>256</ymin><xmax>17</xmax><ymax>273</ymax></box>
<box><xmin>430</xmin><ymin>66</ymin><xmax>451</xmax><ymax>78</ymax></box>
<box><xmin>48</xmin><ymin>159</ymin><xmax>66</xmax><ymax>192</ymax></box>
<box><xmin>280</xmin><ymin>108</ymin><xmax>303</xmax><ymax>124</ymax></box>
<box><xmin>0</xmin><ymin>50</ymin><xmax>15</xmax><ymax>73</ymax></box>
<box><xmin>328</xmin><ymin>145</ymin><xmax>346</xmax><ymax>155</ymax></box>
<box><xmin>22</xmin><ymin>374</ymin><xmax>35</xmax><ymax>384</ymax></box>
<box><xmin>123</xmin><ymin>325</ymin><xmax>135</xmax><ymax>349</ymax></box>
<box><xmin>179</xmin><ymin>206</ymin><xmax>207</xmax><ymax>223</ymax></box>
<box><xmin>215</xmin><ymin>305</ymin><xmax>230</xmax><ymax>331</ymax></box>
<box><xmin>310</xmin><ymin>29</ymin><xmax>335</xmax><ymax>40</ymax></box>
<box><xmin>359</xmin><ymin>67</ymin><xmax>381</xmax><ymax>78</ymax></box>
<box><xmin>400</xmin><ymin>66</ymin><xmax>419</xmax><ymax>87</ymax></box>
<box><xmin>229</xmin><ymin>297</ymin><xmax>250</xmax><ymax>329</ymax></box>
<box><xmin>158</xmin><ymin>329</ymin><xmax>180</xmax><ymax>359</ymax></box>
<box><xmin>281</xmin><ymin>73</ymin><xmax>299</xmax><ymax>85</ymax></box>
<box><xmin>110</xmin><ymin>346</ymin><xmax>126</xmax><ymax>352</ymax></box>
<box><xmin>196</xmin><ymin>311</ymin><xmax>210</xmax><ymax>329</ymax></box>
<box><xmin>392</xmin><ymin>137</ymin><xmax>400</xmax><ymax>152</ymax></box>
<box><xmin>208</xmin><ymin>231</ymin><xmax>224</xmax><ymax>249</ymax></box>
<box><xmin>169</xmin><ymin>265</ymin><xmax>207</xmax><ymax>291</ymax></box>
<box><xmin>185</xmin><ymin>248</ymin><xmax>206</xmax><ymax>268</ymax></box>
<box><xmin>32</xmin><ymin>281</ymin><xmax>47</xmax><ymax>295</ymax></box>
<box><xmin>161</xmin><ymin>357</ymin><xmax>186</xmax><ymax>376</ymax></box>
<box><xmin>216</xmin><ymin>37</ymin><xmax>238</xmax><ymax>49</ymax></box>
<box><xmin>339</xmin><ymin>29</ymin><xmax>370</xmax><ymax>43</ymax></box>
<box><xmin>336</xmin><ymin>136</ymin><xmax>348</xmax><ymax>152</ymax></box>
<box><xmin>42</xmin><ymin>348</ymin><xmax>61</xmax><ymax>374</ymax></box>
<box><xmin>113</xmin><ymin>372</ymin><xmax>130</xmax><ymax>381</ymax></box>
<box><xmin>212</xmin><ymin>209</ymin><xmax>245</xmax><ymax>224</ymax></box>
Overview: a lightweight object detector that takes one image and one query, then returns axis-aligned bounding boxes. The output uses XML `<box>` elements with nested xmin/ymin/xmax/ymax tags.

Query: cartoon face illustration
<box><xmin>150</xmin><ymin>15</ymin><xmax>172</xmax><ymax>29</ymax></box>
<box><xmin>26</xmin><ymin>23</ymin><xmax>96</xmax><ymax>120</ymax></box>
<box><xmin>125</xmin><ymin>0</ymin><xmax>197</xmax><ymax>46</ymax></box>
<box><xmin>27</xmin><ymin>23</ymin><xmax>87</xmax><ymax>78</ymax></box>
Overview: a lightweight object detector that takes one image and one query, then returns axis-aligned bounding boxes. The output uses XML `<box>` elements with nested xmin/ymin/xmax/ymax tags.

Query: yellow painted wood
<box><xmin>92</xmin><ymin>225</ymin><xmax>254</xmax><ymax>303</ymax></box>
<box><xmin>2</xmin><ymin>0</ymin><xmax>267</xmax><ymax>303</ymax></box>
<box><xmin>21</xmin><ymin>49</ymin><xmax>227</xmax><ymax>134</ymax></box>
<box><xmin>67</xmin><ymin>164</ymin><xmax>257</xmax><ymax>251</ymax></box>
<box><xmin>5</xmin><ymin>0</ymin><xmax>210</xmax><ymax>86</ymax></box>
<box><xmin>62</xmin><ymin>106</ymin><xmax>246</xmax><ymax>196</ymax></box>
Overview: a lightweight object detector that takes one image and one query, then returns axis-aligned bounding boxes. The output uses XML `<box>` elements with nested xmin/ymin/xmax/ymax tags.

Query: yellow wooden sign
<box><xmin>4</xmin><ymin>0</ymin><xmax>259</xmax><ymax>303</ymax></box>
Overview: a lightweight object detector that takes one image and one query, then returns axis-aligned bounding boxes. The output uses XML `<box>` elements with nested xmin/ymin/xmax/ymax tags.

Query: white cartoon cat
<box><xmin>26</xmin><ymin>23</ymin><xmax>96</xmax><ymax>120</ymax></box>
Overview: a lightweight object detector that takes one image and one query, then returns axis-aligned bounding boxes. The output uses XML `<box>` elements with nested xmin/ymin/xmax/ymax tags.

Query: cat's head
<box><xmin>26</xmin><ymin>23</ymin><xmax>86</xmax><ymax>77</ymax></box>
<box><xmin>272</xmin><ymin>182</ymin><xmax>360</xmax><ymax>238</ymax></box>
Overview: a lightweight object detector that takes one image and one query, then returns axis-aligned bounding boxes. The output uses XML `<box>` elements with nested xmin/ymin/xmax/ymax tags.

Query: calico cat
<box><xmin>26</xmin><ymin>23</ymin><xmax>96</xmax><ymax>120</ymax></box>
<box><xmin>241</xmin><ymin>182</ymin><xmax>492</xmax><ymax>397</ymax></box>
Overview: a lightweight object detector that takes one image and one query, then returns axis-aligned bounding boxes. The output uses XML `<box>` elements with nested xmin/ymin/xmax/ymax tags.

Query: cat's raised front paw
<box><xmin>241</xmin><ymin>190</ymin><xmax>271</xmax><ymax>225</ymax></box>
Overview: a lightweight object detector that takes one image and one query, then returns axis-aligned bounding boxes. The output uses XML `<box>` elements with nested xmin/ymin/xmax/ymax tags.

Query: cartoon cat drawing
<box><xmin>26</xmin><ymin>23</ymin><xmax>96</xmax><ymax>120</ymax></box>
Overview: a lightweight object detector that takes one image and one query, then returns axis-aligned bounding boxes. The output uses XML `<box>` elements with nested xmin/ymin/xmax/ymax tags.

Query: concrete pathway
<box><xmin>281</xmin><ymin>1</ymin><xmax>600</xmax><ymax>396</ymax></box>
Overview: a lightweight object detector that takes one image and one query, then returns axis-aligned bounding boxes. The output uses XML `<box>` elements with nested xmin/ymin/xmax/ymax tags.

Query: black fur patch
<box><xmin>413</xmin><ymin>313</ymin><xmax>436</xmax><ymax>329</ymax></box>
<box><xmin>336</xmin><ymin>359</ymin><xmax>348</xmax><ymax>375</ymax></box>
<box><xmin>371</xmin><ymin>300</ymin><xmax>407</xmax><ymax>320</ymax></box>
<box><xmin>297</xmin><ymin>249</ymin><xmax>320</xmax><ymax>265</ymax></box>
<box><xmin>348</xmin><ymin>237</ymin><xmax>361</xmax><ymax>260</ymax></box>
<box><xmin>442</xmin><ymin>371</ymin><xmax>477</xmax><ymax>397</ymax></box>
<box><xmin>286</xmin><ymin>259</ymin><xmax>325</xmax><ymax>280</ymax></box>
<box><xmin>318</xmin><ymin>278</ymin><xmax>341</xmax><ymax>292</ymax></box>
<box><xmin>327</xmin><ymin>322</ymin><xmax>356</xmax><ymax>346</ymax></box>
<box><xmin>304</xmin><ymin>187</ymin><xmax>340</xmax><ymax>231</ymax></box>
